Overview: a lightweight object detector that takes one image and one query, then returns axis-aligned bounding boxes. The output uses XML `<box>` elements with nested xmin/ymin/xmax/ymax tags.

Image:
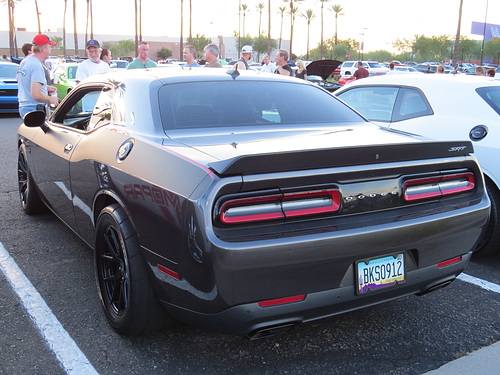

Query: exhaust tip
<box><xmin>248</xmin><ymin>322</ymin><xmax>297</xmax><ymax>340</ymax></box>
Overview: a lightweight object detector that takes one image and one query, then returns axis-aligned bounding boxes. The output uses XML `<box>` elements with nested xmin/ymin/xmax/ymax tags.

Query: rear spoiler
<box><xmin>208</xmin><ymin>141</ymin><xmax>474</xmax><ymax>176</ymax></box>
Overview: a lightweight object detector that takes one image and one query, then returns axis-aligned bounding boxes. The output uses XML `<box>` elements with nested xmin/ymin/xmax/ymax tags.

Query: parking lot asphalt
<box><xmin>423</xmin><ymin>340</ymin><xmax>500</xmax><ymax>374</ymax></box>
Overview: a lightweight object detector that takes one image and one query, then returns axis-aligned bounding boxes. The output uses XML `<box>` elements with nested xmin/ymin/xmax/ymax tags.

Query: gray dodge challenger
<box><xmin>17</xmin><ymin>67</ymin><xmax>489</xmax><ymax>338</ymax></box>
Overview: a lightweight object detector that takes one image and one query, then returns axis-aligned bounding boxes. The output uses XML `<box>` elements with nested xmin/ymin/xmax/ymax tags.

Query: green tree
<box><xmin>484</xmin><ymin>39</ymin><xmax>500</xmax><ymax>63</ymax></box>
<box><xmin>253</xmin><ymin>34</ymin><xmax>277</xmax><ymax>61</ymax></box>
<box><xmin>286</xmin><ymin>0</ymin><xmax>303</xmax><ymax>58</ymax></box>
<box><xmin>51</xmin><ymin>35</ymin><xmax>64</xmax><ymax>49</ymax></box>
<box><xmin>364</xmin><ymin>50</ymin><xmax>393</xmax><ymax>62</ymax></box>
<box><xmin>234</xmin><ymin>33</ymin><xmax>254</xmax><ymax>52</ymax></box>
<box><xmin>157</xmin><ymin>47</ymin><xmax>173</xmax><ymax>60</ymax></box>
<box><xmin>191</xmin><ymin>34</ymin><xmax>213</xmax><ymax>58</ymax></box>
<box><xmin>111</xmin><ymin>40</ymin><xmax>136</xmax><ymax>58</ymax></box>
<box><xmin>300</xmin><ymin>9</ymin><xmax>316</xmax><ymax>60</ymax></box>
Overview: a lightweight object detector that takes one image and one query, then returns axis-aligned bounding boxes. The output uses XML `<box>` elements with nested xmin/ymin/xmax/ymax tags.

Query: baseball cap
<box><xmin>32</xmin><ymin>34</ymin><xmax>57</xmax><ymax>46</ymax></box>
<box><xmin>86</xmin><ymin>39</ymin><xmax>101</xmax><ymax>49</ymax></box>
<box><xmin>241</xmin><ymin>45</ymin><xmax>253</xmax><ymax>54</ymax></box>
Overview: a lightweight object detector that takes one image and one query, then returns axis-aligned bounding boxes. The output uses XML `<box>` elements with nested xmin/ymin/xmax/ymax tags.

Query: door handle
<box><xmin>64</xmin><ymin>144</ymin><xmax>73</xmax><ymax>153</ymax></box>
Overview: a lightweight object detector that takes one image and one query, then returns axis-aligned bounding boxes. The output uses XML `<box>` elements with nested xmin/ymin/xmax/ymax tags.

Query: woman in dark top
<box><xmin>295</xmin><ymin>59</ymin><xmax>307</xmax><ymax>80</ymax></box>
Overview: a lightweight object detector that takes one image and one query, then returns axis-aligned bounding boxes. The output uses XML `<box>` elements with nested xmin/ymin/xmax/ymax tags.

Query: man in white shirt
<box><xmin>260</xmin><ymin>55</ymin><xmax>276</xmax><ymax>73</ymax></box>
<box><xmin>76</xmin><ymin>39</ymin><xmax>111</xmax><ymax>84</ymax></box>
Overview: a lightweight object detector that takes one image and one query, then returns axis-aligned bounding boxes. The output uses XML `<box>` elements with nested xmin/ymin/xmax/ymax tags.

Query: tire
<box><xmin>475</xmin><ymin>180</ymin><xmax>500</xmax><ymax>256</ymax></box>
<box><xmin>17</xmin><ymin>144</ymin><xmax>46</xmax><ymax>215</ymax></box>
<box><xmin>95</xmin><ymin>204</ymin><xmax>169</xmax><ymax>335</ymax></box>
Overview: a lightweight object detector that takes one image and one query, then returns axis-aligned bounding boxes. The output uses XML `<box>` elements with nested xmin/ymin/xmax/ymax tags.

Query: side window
<box><xmin>52</xmin><ymin>87</ymin><xmax>111</xmax><ymax>131</ymax></box>
<box><xmin>338</xmin><ymin>86</ymin><xmax>398</xmax><ymax>122</ymax></box>
<box><xmin>393</xmin><ymin>88</ymin><xmax>433</xmax><ymax>122</ymax></box>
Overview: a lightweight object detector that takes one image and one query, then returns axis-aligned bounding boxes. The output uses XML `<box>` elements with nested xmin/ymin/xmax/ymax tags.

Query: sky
<box><xmin>2</xmin><ymin>0</ymin><xmax>500</xmax><ymax>56</ymax></box>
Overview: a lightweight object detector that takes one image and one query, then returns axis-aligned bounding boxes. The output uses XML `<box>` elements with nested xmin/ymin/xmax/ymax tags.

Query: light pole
<box><xmin>480</xmin><ymin>0</ymin><xmax>489</xmax><ymax>66</ymax></box>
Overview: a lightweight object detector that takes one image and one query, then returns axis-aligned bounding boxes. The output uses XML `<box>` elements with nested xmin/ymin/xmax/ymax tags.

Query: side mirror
<box><xmin>23</xmin><ymin>110</ymin><xmax>50</xmax><ymax>133</ymax></box>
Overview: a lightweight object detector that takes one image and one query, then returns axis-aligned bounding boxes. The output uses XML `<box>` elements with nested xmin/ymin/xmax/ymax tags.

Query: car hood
<box><xmin>165</xmin><ymin>124</ymin><xmax>472</xmax><ymax>176</ymax></box>
<box><xmin>306</xmin><ymin>60</ymin><xmax>342</xmax><ymax>80</ymax></box>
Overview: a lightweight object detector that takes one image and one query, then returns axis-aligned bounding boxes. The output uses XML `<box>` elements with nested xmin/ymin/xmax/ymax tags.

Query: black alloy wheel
<box><xmin>17</xmin><ymin>144</ymin><xmax>46</xmax><ymax>215</ymax></box>
<box><xmin>95</xmin><ymin>204</ymin><xmax>168</xmax><ymax>335</ymax></box>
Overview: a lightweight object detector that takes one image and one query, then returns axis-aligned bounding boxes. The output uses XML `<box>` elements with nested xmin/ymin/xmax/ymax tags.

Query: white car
<box><xmin>393</xmin><ymin>66</ymin><xmax>423</xmax><ymax>74</ymax></box>
<box><xmin>335</xmin><ymin>74</ymin><xmax>500</xmax><ymax>255</ymax></box>
<box><xmin>340</xmin><ymin>61</ymin><xmax>389</xmax><ymax>76</ymax></box>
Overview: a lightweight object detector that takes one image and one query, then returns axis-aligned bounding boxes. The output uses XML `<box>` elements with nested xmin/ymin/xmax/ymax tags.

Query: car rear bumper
<box><xmin>160</xmin><ymin>252</ymin><xmax>470</xmax><ymax>338</ymax></box>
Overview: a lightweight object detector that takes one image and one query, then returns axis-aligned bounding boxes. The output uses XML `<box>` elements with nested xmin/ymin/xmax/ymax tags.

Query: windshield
<box><xmin>159</xmin><ymin>80</ymin><xmax>364</xmax><ymax>130</ymax></box>
<box><xmin>367</xmin><ymin>62</ymin><xmax>383</xmax><ymax>68</ymax></box>
<box><xmin>0</xmin><ymin>64</ymin><xmax>19</xmax><ymax>79</ymax></box>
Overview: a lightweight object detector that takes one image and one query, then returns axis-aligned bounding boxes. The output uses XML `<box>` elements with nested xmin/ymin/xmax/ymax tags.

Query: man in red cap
<box><xmin>17</xmin><ymin>34</ymin><xmax>59</xmax><ymax>118</ymax></box>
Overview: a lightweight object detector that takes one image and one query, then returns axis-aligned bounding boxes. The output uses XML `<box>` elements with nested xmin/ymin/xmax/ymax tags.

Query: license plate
<box><xmin>356</xmin><ymin>254</ymin><xmax>405</xmax><ymax>294</ymax></box>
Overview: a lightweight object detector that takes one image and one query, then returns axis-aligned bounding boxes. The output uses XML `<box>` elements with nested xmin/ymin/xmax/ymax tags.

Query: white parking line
<box><xmin>0</xmin><ymin>242</ymin><xmax>99</xmax><ymax>375</ymax></box>
<box><xmin>457</xmin><ymin>273</ymin><xmax>500</xmax><ymax>294</ymax></box>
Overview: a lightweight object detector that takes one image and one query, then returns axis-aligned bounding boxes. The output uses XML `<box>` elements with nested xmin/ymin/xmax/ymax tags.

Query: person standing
<box><xmin>295</xmin><ymin>59</ymin><xmax>307</xmax><ymax>79</ymax></box>
<box><xmin>127</xmin><ymin>42</ymin><xmax>157</xmax><ymax>69</ymax></box>
<box><xmin>275</xmin><ymin>49</ymin><xmax>293</xmax><ymax>76</ymax></box>
<box><xmin>260</xmin><ymin>55</ymin><xmax>276</xmax><ymax>73</ymax></box>
<box><xmin>100</xmin><ymin>48</ymin><xmax>112</xmax><ymax>65</ymax></box>
<box><xmin>203</xmin><ymin>43</ymin><xmax>222</xmax><ymax>68</ymax></box>
<box><xmin>75</xmin><ymin>40</ymin><xmax>111</xmax><ymax>84</ymax></box>
<box><xmin>17</xmin><ymin>34</ymin><xmax>59</xmax><ymax>118</ymax></box>
<box><xmin>345</xmin><ymin>61</ymin><xmax>369</xmax><ymax>81</ymax></box>
<box><xmin>183</xmin><ymin>45</ymin><xmax>201</xmax><ymax>67</ymax></box>
<box><xmin>234</xmin><ymin>45</ymin><xmax>253</xmax><ymax>70</ymax></box>
<box><xmin>386</xmin><ymin>62</ymin><xmax>396</xmax><ymax>74</ymax></box>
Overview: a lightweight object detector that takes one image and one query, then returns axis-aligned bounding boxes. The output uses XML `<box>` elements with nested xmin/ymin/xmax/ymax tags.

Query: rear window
<box><xmin>158</xmin><ymin>80</ymin><xmax>363</xmax><ymax>130</ymax></box>
<box><xmin>476</xmin><ymin>86</ymin><xmax>500</xmax><ymax>116</ymax></box>
<box><xmin>367</xmin><ymin>62</ymin><xmax>384</xmax><ymax>68</ymax></box>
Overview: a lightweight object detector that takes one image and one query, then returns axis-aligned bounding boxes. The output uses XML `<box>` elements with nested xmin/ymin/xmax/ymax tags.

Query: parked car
<box><xmin>0</xmin><ymin>61</ymin><xmax>19</xmax><ymax>114</ymax></box>
<box><xmin>17</xmin><ymin>68</ymin><xmax>489</xmax><ymax>338</ymax></box>
<box><xmin>393</xmin><ymin>66</ymin><xmax>423</xmax><ymax>74</ymax></box>
<box><xmin>305</xmin><ymin>59</ymin><xmax>343</xmax><ymax>92</ymax></box>
<box><xmin>110</xmin><ymin>59</ymin><xmax>129</xmax><ymax>70</ymax></box>
<box><xmin>340</xmin><ymin>61</ymin><xmax>389</xmax><ymax>76</ymax></box>
<box><xmin>51</xmin><ymin>63</ymin><xmax>78</xmax><ymax>100</ymax></box>
<box><xmin>335</xmin><ymin>73</ymin><xmax>499</xmax><ymax>254</ymax></box>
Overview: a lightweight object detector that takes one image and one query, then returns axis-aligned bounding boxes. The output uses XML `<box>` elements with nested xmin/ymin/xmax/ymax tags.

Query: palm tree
<box><xmin>286</xmin><ymin>0</ymin><xmax>303</xmax><ymax>59</ymax></box>
<box><xmin>4</xmin><ymin>0</ymin><xmax>19</xmax><ymax>57</ymax></box>
<box><xmin>180</xmin><ymin>0</ymin><xmax>184</xmax><ymax>58</ymax></box>
<box><xmin>241</xmin><ymin>4</ymin><xmax>249</xmax><ymax>36</ymax></box>
<box><xmin>453</xmin><ymin>0</ymin><xmax>464</xmax><ymax>64</ymax></box>
<box><xmin>267</xmin><ymin>0</ymin><xmax>272</xmax><ymax>55</ymax></box>
<box><xmin>278</xmin><ymin>6</ymin><xmax>286</xmax><ymax>49</ymax></box>
<box><xmin>85</xmin><ymin>0</ymin><xmax>89</xmax><ymax>43</ymax></box>
<box><xmin>73</xmin><ymin>0</ymin><xmax>78</xmax><ymax>55</ymax></box>
<box><xmin>90</xmin><ymin>0</ymin><xmax>93</xmax><ymax>39</ymax></box>
<box><xmin>63</xmin><ymin>0</ymin><xmax>67</xmax><ymax>54</ymax></box>
<box><xmin>318</xmin><ymin>0</ymin><xmax>329</xmax><ymax>59</ymax></box>
<box><xmin>257</xmin><ymin>3</ymin><xmax>265</xmax><ymax>36</ymax></box>
<box><xmin>134</xmin><ymin>0</ymin><xmax>138</xmax><ymax>53</ymax></box>
<box><xmin>139</xmin><ymin>0</ymin><xmax>142</xmax><ymax>42</ymax></box>
<box><xmin>34</xmin><ymin>0</ymin><xmax>41</xmax><ymax>33</ymax></box>
<box><xmin>189</xmin><ymin>0</ymin><xmax>192</xmax><ymax>44</ymax></box>
<box><xmin>330</xmin><ymin>4</ymin><xmax>343</xmax><ymax>46</ymax></box>
<box><xmin>301</xmin><ymin>9</ymin><xmax>315</xmax><ymax>60</ymax></box>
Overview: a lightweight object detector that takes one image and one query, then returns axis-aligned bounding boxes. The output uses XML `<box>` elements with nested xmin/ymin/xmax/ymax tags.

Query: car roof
<box><xmin>337</xmin><ymin>73</ymin><xmax>500</xmax><ymax>91</ymax></box>
<box><xmin>80</xmin><ymin>65</ymin><xmax>309</xmax><ymax>86</ymax></box>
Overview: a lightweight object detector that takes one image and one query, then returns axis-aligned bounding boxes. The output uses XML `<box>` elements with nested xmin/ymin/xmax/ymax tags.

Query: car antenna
<box><xmin>226</xmin><ymin>65</ymin><xmax>240</xmax><ymax>80</ymax></box>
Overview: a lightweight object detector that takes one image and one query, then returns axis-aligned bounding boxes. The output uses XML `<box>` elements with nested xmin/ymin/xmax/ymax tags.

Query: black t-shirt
<box><xmin>295</xmin><ymin>69</ymin><xmax>307</xmax><ymax>79</ymax></box>
<box><xmin>275</xmin><ymin>64</ymin><xmax>293</xmax><ymax>76</ymax></box>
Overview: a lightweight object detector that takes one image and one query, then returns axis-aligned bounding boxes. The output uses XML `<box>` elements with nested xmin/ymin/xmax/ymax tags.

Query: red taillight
<box><xmin>220</xmin><ymin>189</ymin><xmax>340</xmax><ymax>224</ymax></box>
<box><xmin>438</xmin><ymin>256</ymin><xmax>462</xmax><ymax>268</ymax></box>
<box><xmin>403</xmin><ymin>172</ymin><xmax>475</xmax><ymax>202</ymax></box>
<box><xmin>258</xmin><ymin>294</ymin><xmax>306</xmax><ymax>307</ymax></box>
